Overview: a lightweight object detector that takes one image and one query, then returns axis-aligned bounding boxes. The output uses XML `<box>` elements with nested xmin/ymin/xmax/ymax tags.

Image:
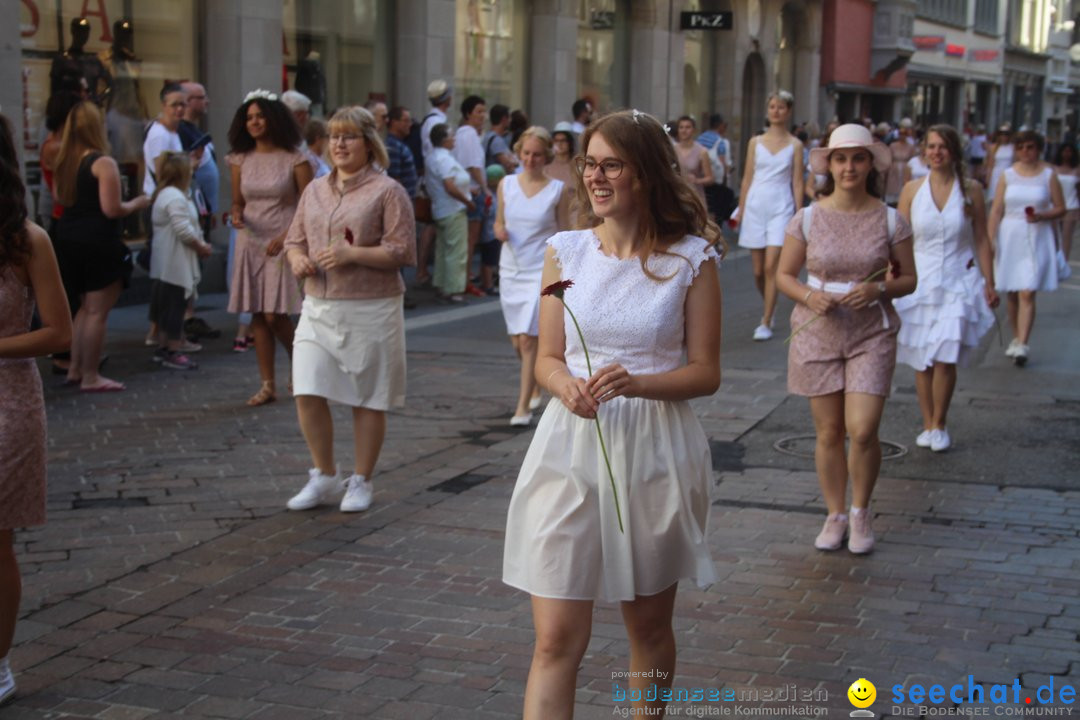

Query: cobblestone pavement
<box><xmin>4</xmin><ymin>261</ymin><xmax>1080</xmax><ymax>719</ymax></box>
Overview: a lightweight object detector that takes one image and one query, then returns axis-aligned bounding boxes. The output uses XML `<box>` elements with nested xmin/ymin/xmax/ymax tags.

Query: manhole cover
<box><xmin>773</xmin><ymin>434</ymin><xmax>908</xmax><ymax>460</ymax></box>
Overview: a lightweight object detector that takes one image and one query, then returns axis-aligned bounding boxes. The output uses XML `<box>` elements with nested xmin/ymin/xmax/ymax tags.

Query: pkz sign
<box><xmin>680</xmin><ymin>11</ymin><xmax>734</xmax><ymax>30</ymax></box>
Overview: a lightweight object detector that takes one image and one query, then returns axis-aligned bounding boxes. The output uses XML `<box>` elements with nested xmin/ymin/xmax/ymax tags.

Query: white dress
<box><xmin>502</xmin><ymin>230</ymin><xmax>719</xmax><ymax>602</ymax></box>
<box><xmin>894</xmin><ymin>178</ymin><xmax>995</xmax><ymax>370</ymax></box>
<box><xmin>739</xmin><ymin>141</ymin><xmax>795</xmax><ymax>249</ymax></box>
<box><xmin>907</xmin><ymin>155</ymin><xmax>929</xmax><ymax>181</ymax></box>
<box><xmin>988</xmin><ymin>144</ymin><xmax>1014</xmax><ymax>200</ymax></box>
<box><xmin>1056</xmin><ymin>171</ymin><xmax>1079</xmax><ymax>211</ymax></box>
<box><xmin>499</xmin><ymin>175</ymin><xmax>563</xmax><ymax>336</ymax></box>
<box><xmin>995</xmin><ymin>167</ymin><xmax>1058</xmax><ymax>292</ymax></box>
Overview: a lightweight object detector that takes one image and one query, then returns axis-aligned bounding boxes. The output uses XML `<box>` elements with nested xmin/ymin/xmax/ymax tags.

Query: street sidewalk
<box><xmin>4</xmin><ymin>260</ymin><xmax>1079</xmax><ymax>719</ymax></box>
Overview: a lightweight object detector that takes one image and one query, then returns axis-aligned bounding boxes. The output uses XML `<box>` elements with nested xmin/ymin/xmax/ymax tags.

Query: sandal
<box><xmin>247</xmin><ymin>381</ymin><xmax>276</xmax><ymax>406</ymax></box>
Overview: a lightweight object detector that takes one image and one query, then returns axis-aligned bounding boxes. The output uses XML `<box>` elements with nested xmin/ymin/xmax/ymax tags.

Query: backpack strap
<box><xmin>886</xmin><ymin>205</ymin><xmax>897</xmax><ymax>242</ymax></box>
<box><xmin>802</xmin><ymin>204</ymin><xmax>813</xmax><ymax>240</ymax></box>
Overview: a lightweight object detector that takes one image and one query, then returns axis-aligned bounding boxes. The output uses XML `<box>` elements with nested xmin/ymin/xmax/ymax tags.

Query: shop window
<box><xmin>283</xmin><ymin>0</ymin><xmax>392</xmax><ymax>116</ymax></box>
<box><xmin>973</xmin><ymin>0</ymin><xmax>999</xmax><ymax>34</ymax></box>
<box><xmin>916</xmin><ymin>0</ymin><xmax>967</xmax><ymax>28</ymax></box>
<box><xmin>19</xmin><ymin>0</ymin><xmax>197</xmax><ymax>219</ymax></box>
<box><xmin>577</xmin><ymin>0</ymin><xmax>630</xmax><ymax>114</ymax></box>
<box><xmin>454</xmin><ymin>0</ymin><xmax>527</xmax><ymax>111</ymax></box>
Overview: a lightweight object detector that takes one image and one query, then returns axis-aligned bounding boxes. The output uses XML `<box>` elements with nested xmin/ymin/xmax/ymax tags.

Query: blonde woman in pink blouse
<box><xmin>283</xmin><ymin>106</ymin><xmax>416</xmax><ymax>513</ymax></box>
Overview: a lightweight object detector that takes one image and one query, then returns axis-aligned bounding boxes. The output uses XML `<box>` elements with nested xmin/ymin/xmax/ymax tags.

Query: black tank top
<box><xmin>56</xmin><ymin>152</ymin><xmax>121</xmax><ymax>242</ymax></box>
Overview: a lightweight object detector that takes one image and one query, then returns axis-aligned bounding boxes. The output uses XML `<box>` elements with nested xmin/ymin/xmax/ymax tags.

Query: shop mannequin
<box><xmin>101</xmin><ymin>18</ymin><xmax>147</xmax><ymax>232</ymax></box>
<box><xmin>50</xmin><ymin>17</ymin><xmax>111</xmax><ymax>103</ymax></box>
<box><xmin>295</xmin><ymin>51</ymin><xmax>326</xmax><ymax>115</ymax></box>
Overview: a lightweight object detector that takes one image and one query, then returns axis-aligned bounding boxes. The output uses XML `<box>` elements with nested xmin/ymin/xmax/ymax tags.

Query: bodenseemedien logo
<box><xmin>848</xmin><ymin>678</ymin><xmax>877</xmax><ymax>717</ymax></box>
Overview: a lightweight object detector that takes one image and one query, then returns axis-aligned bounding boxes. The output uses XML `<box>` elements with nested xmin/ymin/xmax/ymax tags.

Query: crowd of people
<box><xmin>1</xmin><ymin>68</ymin><xmax>1078</xmax><ymax>716</ymax></box>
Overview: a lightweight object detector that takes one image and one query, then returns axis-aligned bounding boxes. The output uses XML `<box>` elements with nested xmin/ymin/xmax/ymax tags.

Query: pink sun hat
<box><xmin>809</xmin><ymin>123</ymin><xmax>892</xmax><ymax>175</ymax></box>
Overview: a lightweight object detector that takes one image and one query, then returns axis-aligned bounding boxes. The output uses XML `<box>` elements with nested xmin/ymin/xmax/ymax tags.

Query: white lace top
<box><xmin>548</xmin><ymin>229</ymin><xmax>718</xmax><ymax>378</ymax></box>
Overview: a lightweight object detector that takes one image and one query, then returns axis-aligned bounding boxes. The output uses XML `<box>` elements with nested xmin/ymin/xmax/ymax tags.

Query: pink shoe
<box><xmin>814</xmin><ymin>513</ymin><xmax>848</xmax><ymax>551</ymax></box>
<box><xmin>848</xmin><ymin>508</ymin><xmax>875</xmax><ymax>554</ymax></box>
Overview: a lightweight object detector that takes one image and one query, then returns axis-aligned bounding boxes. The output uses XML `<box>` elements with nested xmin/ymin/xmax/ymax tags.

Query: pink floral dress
<box><xmin>785</xmin><ymin>203</ymin><xmax>911</xmax><ymax>397</ymax></box>
<box><xmin>226</xmin><ymin>149</ymin><xmax>308</xmax><ymax>314</ymax></box>
<box><xmin>0</xmin><ymin>265</ymin><xmax>46</xmax><ymax>529</ymax></box>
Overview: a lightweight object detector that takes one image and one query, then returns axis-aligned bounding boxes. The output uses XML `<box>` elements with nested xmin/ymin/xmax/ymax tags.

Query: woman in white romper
<box><xmin>735</xmin><ymin>90</ymin><xmax>803</xmax><ymax>341</ymax></box>
<box><xmin>895</xmin><ymin>125</ymin><xmax>998</xmax><ymax>453</ymax></box>
<box><xmin>503</xmin><ymin>110</ymin><xmax>722</xmax><ymax>719</ymax></box>
<box><xmin>988</xmin><ymin>130</ymin><xmax>1065</xmax><ymax>367</ymax></box>
<box><xmin>1052</xmin><ymin>143</ymin><xmax>1079</xmax><ymax>262</ymax></box>
<box><xmin>494</xmin><ymin>126</ymin><xmax>571</xmax><ymax>426</ymax></box>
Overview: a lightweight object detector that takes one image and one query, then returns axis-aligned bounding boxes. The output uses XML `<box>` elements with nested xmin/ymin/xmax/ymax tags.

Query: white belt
<box><xmin>807</xmin><ymin>274</ymin><xmax>890</xmax><ymax>330</ymax></box>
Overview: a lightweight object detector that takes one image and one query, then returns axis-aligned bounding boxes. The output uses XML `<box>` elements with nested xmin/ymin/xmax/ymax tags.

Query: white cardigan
<box><xmin>150</xmin><ymin>186</ymin><xmax>204</xmax><ymax>297</ymax></box>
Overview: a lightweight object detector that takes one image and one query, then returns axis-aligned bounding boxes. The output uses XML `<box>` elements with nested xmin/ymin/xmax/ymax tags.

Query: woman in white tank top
<box><xmin>494</xmin><ymin>127</ymin><xmax>572</xmax><ymax>426</ymax></box>
<box><xmin>735</xmin><ymin>90</ymin><xmax>804</xmax><ymax>341</ymax></box>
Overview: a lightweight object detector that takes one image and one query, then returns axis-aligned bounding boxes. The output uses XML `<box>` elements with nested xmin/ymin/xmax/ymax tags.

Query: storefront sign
<box><xmin>680</xmin><ymin>12</ymin><xmax>733</xmax><ymax>30</ymax></box>
<box><xmin>968</xmin><ymin>48</ymin><xmax>1000</xmax><ymax>62</ymax></box>
<box><xmin>912</xmin><ymin>35</ymin><xmax>945</xmax><ymax>51</ymax></box>
<box><xmin>945</xmin><ymin>43</ymin><xmax>966</xmax><ymax>57</ymax></box>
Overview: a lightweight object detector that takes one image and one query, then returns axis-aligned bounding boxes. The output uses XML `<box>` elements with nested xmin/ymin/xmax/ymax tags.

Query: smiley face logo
<box><xmin>848</xmin><ymin>678</ymin><xmax>877</xmax><ymax>709</ymax></box>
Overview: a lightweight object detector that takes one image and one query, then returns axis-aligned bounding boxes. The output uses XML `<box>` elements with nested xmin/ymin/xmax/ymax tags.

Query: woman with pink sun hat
<box><xmin>776</xmin><ymin>123</ymin><xmax>917</xmax><ymax>555</ymax></box>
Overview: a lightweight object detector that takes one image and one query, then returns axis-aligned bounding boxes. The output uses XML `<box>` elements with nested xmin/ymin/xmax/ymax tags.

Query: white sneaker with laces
<box><xmin>286</xmin><ymin>469</ymin><xmax>342</xmax><ymax>511</ymax></box>
<box><xmin>1013</xmin><ymin>344</ymin><xmax>1029</xmax><ymax>367</ymax></box>
<box><xmin>0</xmin><ymin>655</ymin><xmax>15</xmax><ymax>707</ymax></box>
<box><xmin>1005</xmin><ymin>338</ymin><xmax>1021</xmax><ymax>357</ymax></box>
<box><xmin>340</xmin><ymin>474</ymin><xmax>373</xmax><ymax>512</ymax></box>
<box><xmin>915</xmin><ymin>429</ymin><xmax>933</xmax><ymax>448</ymax></box>
<box><xmin>752</xmin><ymin>324</ymin><xmax>773</xmax><ymax>341</ymax></box>
<box><xmin>930</xmin><ymin>428</ymin><xmax>951</xmax><ymax>452</ymax></box>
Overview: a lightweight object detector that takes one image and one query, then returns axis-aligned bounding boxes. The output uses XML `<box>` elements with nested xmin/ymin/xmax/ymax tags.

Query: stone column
<box><xmin>396</xmin><ymin>0</ymin><xmax>456</xmax><ymax>122</ymax></box>
<box><xmin>529</xmin><ymin>0</ymin><xmax>578</xmax><ymax>129</ymax></box>
<box><xmin>0</xmin><ymin>6</ymin><xmax>23</xmax><ymax>169</ymax></box>
<box><xmin>629</xmin><ymin>0</ymin><xmax>682</xmax><ymax>119</ymax></box>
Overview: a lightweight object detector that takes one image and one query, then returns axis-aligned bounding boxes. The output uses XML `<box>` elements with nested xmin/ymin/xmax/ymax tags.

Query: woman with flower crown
<box><xmin>227</xmin><ymin>90</ymin><xmax>314</xmax><ymax>406</ymax></box>
<box><xmin>776</xmin><ymin>123</ymin><xmax>917</xmax><ymax>556</ymax></box>
<box><xmin>502</xmin><ymin>109</ymin><xmax>723</xmax><ymax>719</ymax></box>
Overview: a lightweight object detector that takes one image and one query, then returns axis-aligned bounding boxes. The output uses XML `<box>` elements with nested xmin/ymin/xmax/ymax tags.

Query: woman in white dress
<box><xmin>903</xmin><ymin>139</ymin><xmax>930</xmax><ymax>184</ymax></box>
<box><xmin>283</xmin><ymin>106</ymin><xmax>416</xmax><ymax>513</ymax></box>
<box><xmin>494</xmin><ymin>126</ymin><xmax>572</xmax><ymax>426</ymax></box>
<box><xmin>1052</xmin><ymin>143</ymin><xmax>1079</xmax><ymax>261</ymax></box>
<box><xmin>735</xmin><ymin>91</ymin><xmax>804</xmax><ymax>341</ymax></box>
<box><xmin>984</xmin><ymin>126</ymin><xmax>1014</xmax><ymax>201</ymax></box>
<box><xmin>503</xmin><ymin>110</ymin><xmax>722</xmax><ymax>719</ymax></box>
<box><xmin>894</xmin><ymin>125</ymin><xmax>998</xmax><ymax>452</ymax></box>
<box><xmin>988</xmin><ymin>130</ymin><xmax>1065</xmax><ymax>367</ymax></box>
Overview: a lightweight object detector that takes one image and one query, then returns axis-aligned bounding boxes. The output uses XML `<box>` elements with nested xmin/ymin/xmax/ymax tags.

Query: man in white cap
<box><xmin>421</xmin><ymin>79</ymin><xmax>452</xmax><ymax>162</ymax></box>
<box><xmin>281</xmin><ymin>90</ymin><xmax>312</xmax><ymax>131</ymax></box>
<box><xmin>417</xmin><ymin>80</ymin><xmax>454</xmax><ymax>286</ymax></box>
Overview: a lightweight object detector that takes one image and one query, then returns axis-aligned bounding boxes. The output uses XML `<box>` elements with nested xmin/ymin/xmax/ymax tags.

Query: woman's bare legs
<box><xmin>845</xmin><ymin>392</ymin><xmax>887</xmax><ymax>509</ymax></box>
<box><xmin>809</xmin><ymin>392</ymin><xmax>847</xmax><ymax>514</ymax></box>
<box><xmin>523</xmin><ymin>597</ymin><xmax>593</xmax><ymax>720</ymax></box>
<box><xmin>0</xmin><ymin>529</ymin><xmax>19</xmax><ymax>659</ymax></box>
<box><xmin>70</xmin><ymin>280</ymin><xmax>124</xmax><ymax>389</ymax></box>
<box><xmin>621</xmin><ymin>584</ymin><xmax>679</xmax><ymax>718</ymax></box>
<box><xmin>514</xmin><ymin>334</ymin><xmax>539</xmax><ymax>417</ymax></box>
<box><xmin>351</xmin><ymin>408</ymin><xmax>386</xmax><ymax>477</ymax></box>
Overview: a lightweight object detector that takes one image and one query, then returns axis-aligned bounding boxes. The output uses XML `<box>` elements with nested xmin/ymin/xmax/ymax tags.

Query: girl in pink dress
<box><xmin>0</xmin><ymin>114</ymin><xmax>72</xmax><ymax>706</ymax></box>
<box><xmin>227</xmin><ymin>92</ymin><xmax>314</xmax><ymax>406</ymax></box>
<box><xmin>777</xmin><ymin>124</ymin><xmax>917</xmax><ymax>555</ymax></box>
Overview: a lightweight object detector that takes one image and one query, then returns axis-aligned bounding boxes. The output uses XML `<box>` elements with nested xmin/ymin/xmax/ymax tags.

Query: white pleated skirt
<box><xmin>502</xmin><ymin>397</ymin><xmax>717</xmax><ymax>603</ymax></box>
<box><xmin>292</xmin><ymin>295</ymin><xmax>406</xmax><ymax>411</ymax></box>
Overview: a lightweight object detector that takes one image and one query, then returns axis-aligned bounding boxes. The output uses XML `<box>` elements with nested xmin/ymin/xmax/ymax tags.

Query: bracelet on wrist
<box><xmin>546</xmin><ymin>368</ymin><xmax>567</xmax><ymax>384</ymax></box>
<box><xmin>803</xmin><ymin>289</ymin><xmax>813</xmax><ymax>304</ymax></box>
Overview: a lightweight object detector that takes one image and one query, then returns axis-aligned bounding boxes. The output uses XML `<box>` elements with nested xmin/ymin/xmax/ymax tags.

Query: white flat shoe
<box><xmin>915</xmin><ymin>429</ymin><xmax>933</xmax><ymax>448</ymax></box>
<box><xmin>528</xmin><ymin>395</ymin><xmax>542</xmax><ymax>411</ymax></box>
<box><xmin>509</xmin><ymin>413</ymin><xmax>533</xmax><ymax>427</ymax></box>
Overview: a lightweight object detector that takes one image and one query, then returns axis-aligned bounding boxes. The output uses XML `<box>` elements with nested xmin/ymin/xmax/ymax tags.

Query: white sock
<box><xmin>850</xmin><ymin>506</ymin><xmax>868</xmax><ymax>515</ymax></box>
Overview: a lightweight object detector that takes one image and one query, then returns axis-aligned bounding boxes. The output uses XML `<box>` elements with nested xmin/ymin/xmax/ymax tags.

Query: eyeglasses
<box><xmin>329</xmin><ymin>134</ymin><xmax>362</xmax><ymax>145</ymax></box>
<box><xmin>575</xmin><ymin>157</ymin><xmax>626</xmax><ymax>180</ymax></box>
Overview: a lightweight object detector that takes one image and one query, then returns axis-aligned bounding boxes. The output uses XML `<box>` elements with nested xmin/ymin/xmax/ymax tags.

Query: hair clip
<box><xmin>244</xmin><ymin>88</ymin><xmax>279</xmax><ymax>103</ymax></box>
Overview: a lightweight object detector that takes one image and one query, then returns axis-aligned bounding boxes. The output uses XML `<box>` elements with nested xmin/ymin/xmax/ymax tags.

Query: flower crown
<box><xmin>244</xmin><ymin>89</ymin><xmax>278</xmax><ymax>103</ymax></box>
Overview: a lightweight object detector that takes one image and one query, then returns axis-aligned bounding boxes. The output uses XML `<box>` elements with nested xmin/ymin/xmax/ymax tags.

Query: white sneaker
<box><xmin>930</xmin><ymin>428</ymin><xmax>951</xmax><ymax>452</ymax></box>
<box><xmin>1005</xmin><ymin>338</ymin><xmax>1021</xmax><ymax>357</ymax></box>
<box><xmin>752</xmin><ymin>324</ymin><xmax>773</xmax><ymax>341</ymax></box>
<box><xmin>509</xmin><ymin>412</ymin><xmax>533</xmax><ymax>427</ymax></box>
<box><xmin>915</xmin><ymin>429</ymin><xmax>934</xmax><ymax>448</ymax></box>
<box><xmin>0</xmin><ymin>656</ymin><xmax>15</xmax><ymax>707</ymax></box>
<box><xmin>286</xmin><ymin>469</ymin><xmax>342</xmax><ymax>510</ymax></box>
<box><xmin>1013</xmin><ymin>344</ymin><xmax>1029</xmax><ymax>367</ymax></box>
<box><xmin>340</xmin><ymin>475</ymin><xmax>373</xmax><ymax>513</ymax></box>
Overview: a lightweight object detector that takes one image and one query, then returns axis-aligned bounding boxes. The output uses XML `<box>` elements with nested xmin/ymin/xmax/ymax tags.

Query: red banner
<box><xmin>913</xmin><ymin>35</ymin><xmax>945</xmax><ymax>50</ymax></box>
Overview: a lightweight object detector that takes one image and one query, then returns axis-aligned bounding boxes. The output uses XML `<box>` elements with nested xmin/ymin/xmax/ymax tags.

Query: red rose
<box><xmin>1024</xmin><ymin>206</ymin><xmax>1035</xmax><ymax>217</ymax></box>
<box><xmin>344</xmin><ymin>228</ymin><xmax>355</xmax><ymax>245</ymax></box>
